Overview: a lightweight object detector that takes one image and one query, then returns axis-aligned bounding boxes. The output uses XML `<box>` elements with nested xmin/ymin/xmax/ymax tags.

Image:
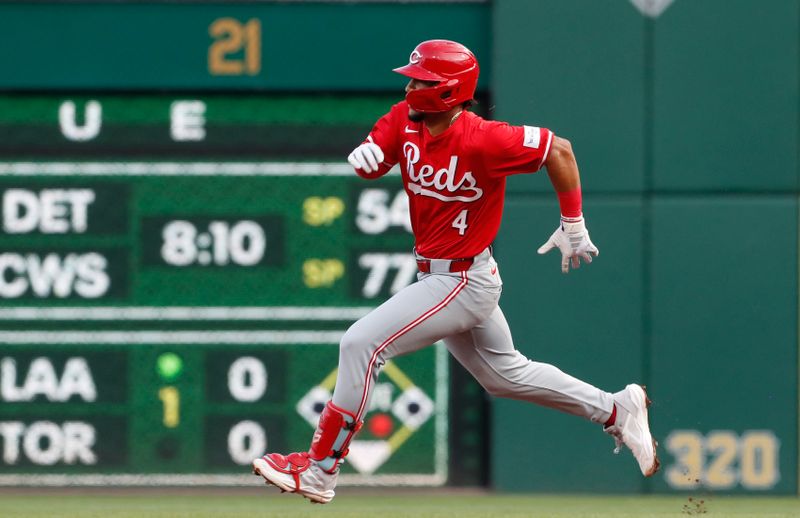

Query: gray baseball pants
<box><xmin>331</xmin><ymin>248</ymin><xmax>614</xmax><ymax>424</ymax></box>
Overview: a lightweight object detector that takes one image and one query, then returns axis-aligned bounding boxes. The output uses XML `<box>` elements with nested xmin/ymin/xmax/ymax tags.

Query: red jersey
<box><xmin>356</xmin><ymin>101</ymin><xmax>553</xmax><ymax>258</ymax></box>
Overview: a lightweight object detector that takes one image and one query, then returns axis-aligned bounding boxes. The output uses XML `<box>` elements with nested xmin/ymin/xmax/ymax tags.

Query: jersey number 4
<box><xmin>452</xmin><ymin>209</ymin><xmax>468</xmax><ymax>236</ymax></box>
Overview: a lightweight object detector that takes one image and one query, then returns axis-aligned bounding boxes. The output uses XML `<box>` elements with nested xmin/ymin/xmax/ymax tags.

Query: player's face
<box><xmin>405</xmin><ymin>79</ymin><xmax>439</xmax><ymax>122</ymax></box>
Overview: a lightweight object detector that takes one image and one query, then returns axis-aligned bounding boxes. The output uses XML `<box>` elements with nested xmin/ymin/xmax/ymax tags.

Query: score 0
<box><xmin>208</xmin><ymin>18</ymin><xmax>261</xmax><ymax>76</ymax></box>
<box><xmin>227</xmin><ymin>357</ymin><xmax>268</xmax><ymax>465</ymax></box>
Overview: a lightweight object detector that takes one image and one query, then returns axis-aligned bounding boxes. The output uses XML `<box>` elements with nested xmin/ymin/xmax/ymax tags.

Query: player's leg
<box><xmin>254</xmin><ymin>267</ymin><xmax>499</xmax><ymax>502</ymax></box>
<box><xmin>331</xmin><ymin>270</ymin><xmax>498</xmax><ymax>416</ymax></box>
<box><xmin>444</xmin><ymin>306</ymin><xmax>659</xmax><ymax>476</ymax></box>
<box><xmin>444</xmin><ymin>306</ymin><xmax>614</xmax><ymax>422</ymax></box>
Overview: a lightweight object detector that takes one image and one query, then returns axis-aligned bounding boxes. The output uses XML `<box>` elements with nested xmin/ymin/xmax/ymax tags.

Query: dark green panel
<box><xmin>0</xmin><ymin>95</ymin><xmax>397</xmax><ymax>160</ymax></box>
<box><xmin>491</xmin><ymin>197</ymin><xmax>645</xmax><ymax>491</ymax></box>
<box><xmin>650</xmin><ymin>197</ymin><xmax>797</xmax><ymax>494</ymax></box>
<box><xmin>653</xmin><ymin>0</ymin><xmax>799</xmax><ymax>191</ymax></box>
<box><xmin>0</xmin><ymin>416</ymin><xmax>127</xmax><ymax>470</ymax></box>
<box><xmin>0</xmin><ymin>183</ymin><xmax>129</xmax><ymax>236</ymax></box>
<box><xmin>204</xmin><ymin>414</ymin><xmax>287</xmax><ymax>468</ymax></box>
<box><xmin>0</xmin><ymin>247</ymin><xmax>129</xmax><ymax>300</ymax></box>
<box><xmin>493</xmin><ymin>0</ymin><xmax>645</xmax><ymax>193</ymax></box>
<box><xmin>205</xmin><ymin>350</ymin><xmax>287</xmax><ymax>404</ymax></box>
<box><xmin>140</xmin><ymin>216</ymin><xmax>286</xmax><ymax>268</ymax></box>
<box><xmin>0</xmin><ymin>350</ymin><xmax>127</xmax><ymax>406</ymax></box>
<box><xmin>128</xmin><ymin>346</ymin><xmax>205</xmax><ymax>471</ymax></box>
<box><xmin>0</xmin><ymin>2</ymin><xmax>488</xmax><ymax>91</ymax></box>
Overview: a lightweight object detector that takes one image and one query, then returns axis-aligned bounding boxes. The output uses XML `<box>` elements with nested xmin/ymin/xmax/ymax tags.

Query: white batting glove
<box><xmin>347</xmin><ymin>142</ymin><xmax>385</xmax><ymax>174</ymax></box>
<box><xmin>537</xmin><ymin>216</ymin><xmax>599</xmax><ymax>274</ymax></box>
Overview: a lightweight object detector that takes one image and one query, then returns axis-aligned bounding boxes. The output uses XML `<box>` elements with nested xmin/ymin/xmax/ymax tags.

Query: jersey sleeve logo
<box><xmin>403</xmin><ymin>142</ymin><xmax>483</xmax><ymax>202</ymax></box>
<box><xmin>523</xmin><ymin>125</ymin><xmax>541</xmax><ymax>149</ymax></box>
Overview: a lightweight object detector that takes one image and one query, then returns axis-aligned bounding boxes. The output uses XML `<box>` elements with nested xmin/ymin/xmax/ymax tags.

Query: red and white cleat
<box><xmin>604</xmin><ymin>384</ymin><xmax>660</xmax><ymax>477</ymax></box>
<box><xmin>252</xmin><ymin>452</ymin><xmax>337</xmax><ymax>504</ymax></box>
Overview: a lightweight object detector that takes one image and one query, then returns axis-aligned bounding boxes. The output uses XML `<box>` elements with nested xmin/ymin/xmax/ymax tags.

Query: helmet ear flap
<box><xmin>406</xmin><ymin>79</ymin><xmax>462</xmax><ymax>113</ymax></box>
<box><xmin>442</xmin><ymin>81</ymin><xmax>468</xmax><ymax>103</ymax></box>
<box><xmin>437</xmin><ymin>78</ymin><xmax>461</xmax><ymax>102</ymax></box>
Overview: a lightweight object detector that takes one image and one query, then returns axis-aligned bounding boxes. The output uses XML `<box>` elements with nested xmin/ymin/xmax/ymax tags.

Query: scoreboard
<box><xmin>0</xmin><ymin>95</ymin><xmax>452</xmax><ymax>486</ymax></box>
<box><xmin>0</xmin><ymin>165</ymin><xmax>416</xmax><ymax>306</ymax></box>
<box><xmin>0</xmin><ymin>345</ymin><xmax>446</xmax><ymax>486</ymax></box>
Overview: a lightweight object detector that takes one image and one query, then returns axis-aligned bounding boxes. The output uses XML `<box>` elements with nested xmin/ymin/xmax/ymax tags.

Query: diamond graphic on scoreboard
<box><xmin>295</xmin><ymin>386</ymin><xmax>332</xmax><ymax>427</ymax></box>
<box><xmin>391</xmin><ymin>386</ymin><xmax>433</xmax><ymax>430</ymax></box>
<box><xmin>297</xmin><ymin>361</ymin><xmax>435</xmax><ymax>474</ymax></box>
<box><xmin>346</xmin><ymin>440</ymin><xmax>392</xmax><ymax>474</ymax></box>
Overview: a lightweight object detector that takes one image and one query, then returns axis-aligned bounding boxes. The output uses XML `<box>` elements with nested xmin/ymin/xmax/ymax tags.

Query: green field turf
<box><xmin>0</xmin><ymin>491</ymin><xmax>798</xmax><ymax>518</ymax></box>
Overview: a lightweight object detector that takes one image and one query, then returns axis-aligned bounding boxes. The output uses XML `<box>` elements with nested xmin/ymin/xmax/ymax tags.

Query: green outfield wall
<box><xmin>0</xmin><ymin>1</ymin><xmax>488</xmax><ymax>90</ymax></box>
<box><xmin>492</xmin><ymin>0</ymin><xmax>799</xmax><ymax>495</ymax></box>
<box><xmin>0</xmin><ymin>0</ymin><xmax>798</xmax><ymax>496</ymax></box>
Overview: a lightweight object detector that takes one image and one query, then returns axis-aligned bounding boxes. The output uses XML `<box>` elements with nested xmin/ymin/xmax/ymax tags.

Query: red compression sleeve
<box><xmin>557</xmin><ymin>187</ymin><xmax>582</xmax><ymax>218</ymax></box>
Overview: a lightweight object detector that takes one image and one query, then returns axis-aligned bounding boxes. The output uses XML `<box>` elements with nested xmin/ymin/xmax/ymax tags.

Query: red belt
<box><xmin>416</xmin><ymin>257</ymin><xmax>474</xmax><ymax>273</ymax></box>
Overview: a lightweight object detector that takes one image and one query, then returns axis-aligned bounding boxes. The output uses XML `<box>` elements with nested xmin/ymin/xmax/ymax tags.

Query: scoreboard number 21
<box><xmin>208</xmin><ymin>18</ymin><xmax>261</xmax><ymax>76</ymax></box>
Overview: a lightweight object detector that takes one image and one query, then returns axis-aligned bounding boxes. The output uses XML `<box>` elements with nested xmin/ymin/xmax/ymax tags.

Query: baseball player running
<box><xmin>253</xmin><ymin>40</ymin><xmax>659</xmax><ymax>503</ymax></box>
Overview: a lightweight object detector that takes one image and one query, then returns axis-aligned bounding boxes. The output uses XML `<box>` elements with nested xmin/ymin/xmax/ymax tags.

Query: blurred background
<box><xmin>0</xmin><ymin>0</ymin><xmax>796</xmax><ymax>498</ymax></box>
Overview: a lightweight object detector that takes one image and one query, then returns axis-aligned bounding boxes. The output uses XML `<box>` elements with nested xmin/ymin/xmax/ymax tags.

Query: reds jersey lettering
<box><xmin>355</xmin><ymin>101</ymin><xmax>553</xmax><ymax>258</ymax></box>
<box><xmin>403</xmin><ymin>142</ymin><xmax>483</xmax><ymax>202</ymax></box>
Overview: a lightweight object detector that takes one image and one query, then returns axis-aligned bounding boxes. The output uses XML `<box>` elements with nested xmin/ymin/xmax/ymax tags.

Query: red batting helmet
<box><xmin>393</xmin><ymin>40</ymin><xmax>479</xmax><ymax>113</ymax></box>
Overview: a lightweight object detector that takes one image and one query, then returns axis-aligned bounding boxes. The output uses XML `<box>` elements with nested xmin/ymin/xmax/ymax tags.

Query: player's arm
<box><xmin>348</xmin><ymin>105</ymin><xmax>401</xmax><ymax>179</ymax></box>
<box><xmin>543</xmin><ymin>136</ymin><xmax>580</xmax><ymax>193</ymax></box>
<box><xmin>537</xmin><ymin>135</ymin><xmax>600</xmax><ymax>274</ymax></box>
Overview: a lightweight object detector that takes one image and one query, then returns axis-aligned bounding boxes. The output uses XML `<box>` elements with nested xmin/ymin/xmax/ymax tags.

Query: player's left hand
<box><xmin>537</xmin><ymin>216</ymin><xmax>599</xmax><ymax>274</ymax></box>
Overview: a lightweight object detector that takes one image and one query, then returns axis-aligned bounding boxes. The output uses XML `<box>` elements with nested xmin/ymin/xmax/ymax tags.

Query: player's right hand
<box><xmin>537</xmin><ymin>216</ymin><xmax>599</xmax><ymax>274</ymax></box>
<box><xmin>347</xmin><ymin>142</ymin><xmax>385</xmax><ymax>174</ymax></box>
